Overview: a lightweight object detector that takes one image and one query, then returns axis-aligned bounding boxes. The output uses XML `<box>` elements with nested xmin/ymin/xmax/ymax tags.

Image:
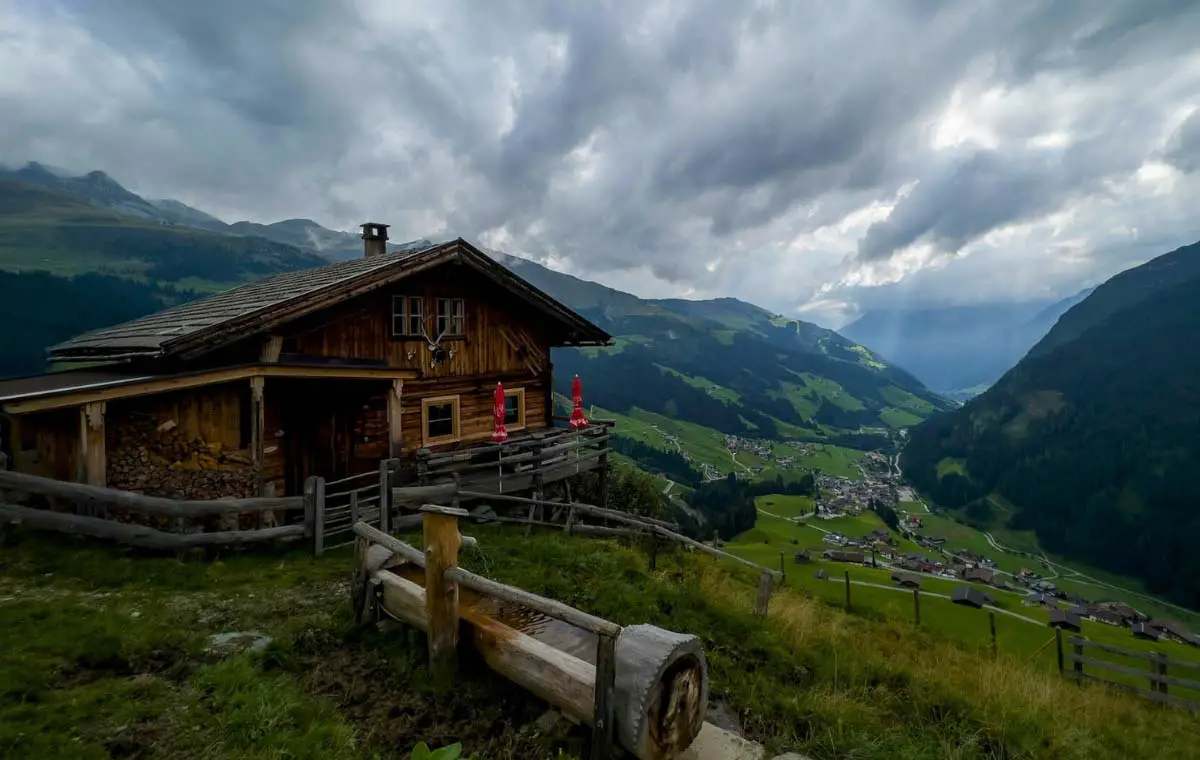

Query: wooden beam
<box><xmin>0</xmin><ymin>469</ymin><xmax>301</xmax><ymax>517</ymax></box>
<box><xmin>0</xmin><ymin>503</ymin><xmax>304</xmax><ymax>548</ymax></box>
<box><xmin>260</xmin><ymin>335</ymin><xmax>284</xmax><ymax>363</ymax></box>
<box><xmin>388</xmin><ymin>379</ymin><xmax>403</xmax><ymax>459</ymax></box>
<box><xmin>249</xmin><ymin>377</ymin><xmax>265</xmax><ymax>473</ymax></box>
<box><xmin>3</xmin><ymin>364</ymin><xmax>419</xmax><ymax>415</ymax></box>
<box><xmin>79</xmin><ymin>401</ymin><xmax>106</xmax><ymax>487</ymax></box>
<box><xmin>423</xmin><ymin>504</ymin><xmax>465</xmax><ymax>682</ymax></box>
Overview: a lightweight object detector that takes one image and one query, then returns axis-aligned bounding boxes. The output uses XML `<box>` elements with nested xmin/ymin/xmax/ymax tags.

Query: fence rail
<box><xmin>1060</xmin><ymin>633</ymin><xmax>1200</xmax><ymax>711</ymax></box>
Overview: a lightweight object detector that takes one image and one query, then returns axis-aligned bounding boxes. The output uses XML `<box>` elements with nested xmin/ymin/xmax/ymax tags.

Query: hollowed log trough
<box><xmin>354</xmin><ymin>519</ymin><xmax>708</xmax><ymax>760</ymax></box>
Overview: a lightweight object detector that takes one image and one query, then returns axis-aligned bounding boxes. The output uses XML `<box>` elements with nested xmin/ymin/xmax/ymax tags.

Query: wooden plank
<box><xmin>424</xmin><ymin>507</ymin><xmax>462</xmax><ymax>682</ymax></box>
<box><xmin>392</xmin><ymin>482</ymin><xmax>459</xmax><ymax>507</ymax></box>
<box><xmin>0</xmin><ymin>503</ymin><xmax>304</xmax><ymax>548</ymax></box>
<box><xmin>0</xmin><ymin>469</ymin><xmax>301</xmax><ymax>517</ymax></box>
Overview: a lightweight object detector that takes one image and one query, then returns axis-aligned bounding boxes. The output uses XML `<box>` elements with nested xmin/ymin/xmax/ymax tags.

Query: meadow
<box><xmin>2</xmin><ymin>526</ymin><xmax>1197</xmax><ymax>760</ymax></box>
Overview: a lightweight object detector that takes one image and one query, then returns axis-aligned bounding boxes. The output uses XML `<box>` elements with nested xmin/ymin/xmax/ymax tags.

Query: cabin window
<box><xmin>504</xmin><ymin>388</ymin><xmax>525</xmax><ymax>429</ymax></box>
<box><xmin>436</xmin><ymin>297</ymin><xmax>465</xmax><ymax>337</ymax></box>
<box><xmin>422</xmin><ymin>395</ymin><xmax>460</xmax><ymax>443</ymax></box>
<box><xmin>391</xmin><ymin>295</ymin><xmax>424</xmax><ymax>337</ymax></box>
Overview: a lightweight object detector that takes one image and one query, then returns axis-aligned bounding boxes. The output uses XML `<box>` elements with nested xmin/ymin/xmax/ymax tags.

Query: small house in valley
<box><xmin>0</xmin><ymin>230</ymin><xmax>612</xmax><ymax>501</ymax></box>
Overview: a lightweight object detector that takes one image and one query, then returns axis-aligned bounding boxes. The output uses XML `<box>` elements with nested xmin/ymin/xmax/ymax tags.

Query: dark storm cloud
<box><xmin>3</xmin><ymin>0</ymin><xmax>1200</xmax><ymax>316</ymax></box>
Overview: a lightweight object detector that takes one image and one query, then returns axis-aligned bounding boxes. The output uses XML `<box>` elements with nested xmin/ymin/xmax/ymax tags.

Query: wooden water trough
<box><xmin>352</xmin><ymin>512</ymin><xmax>709</xmax><ymax>760</ymax></box>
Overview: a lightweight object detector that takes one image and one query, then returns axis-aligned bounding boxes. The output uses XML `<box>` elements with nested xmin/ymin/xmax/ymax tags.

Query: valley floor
<box><xmin>3</xmin><ymin>526</ymin><xmax>1198</xmax><ymax>760</ymax></box>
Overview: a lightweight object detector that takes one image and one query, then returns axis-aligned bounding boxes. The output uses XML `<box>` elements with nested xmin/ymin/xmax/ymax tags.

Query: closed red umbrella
<box><xmin>492</xmin><ymin>381</ymin><xmax>508</xmax><ymax>442</ymax></box>
<box><xmin>569</xmin><ymin>374</ymin><xmax>589</xmax><ymax>429</ymax></box>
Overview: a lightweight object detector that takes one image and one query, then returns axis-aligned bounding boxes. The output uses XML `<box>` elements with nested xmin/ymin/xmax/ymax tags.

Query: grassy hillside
<box><xmin>505</xmin><ymin>253</ymin><xmax>955</xmax><ymax>447</ymax></box>
<box><xmin>3</xmin><ymin>528</ymin><xmax>1196</xmax><ymax>760</ymax></box>
<box><xmin>0</xmin><ymin>177</ymin><xmax>325</xmax><ymax>287</ymax></box>
<box><xmin>904</xmin><ymin>244</ymin><xmax>1200</xmax><ymax>611</ymax></box>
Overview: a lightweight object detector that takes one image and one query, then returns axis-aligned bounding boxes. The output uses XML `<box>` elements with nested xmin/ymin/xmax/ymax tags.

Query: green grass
<box><xmin>754</xmin><ymin>494</ymin><xmax>814</xmax><ymax>518</ymax></box>
<box><xmin>936</xmin><ymin>457</ymin><xmax>969</xmax><ymax>479</ymax></box>
<box><xmin>880</xmin><ymin>408</ymin><xmax>924</xmax><ymax>428</ymax></box>
<box><xmin>655</xmin><ymin>365</ymin><xmax>742</xmax><ymax>404</ymax></box>
<box><xmin>797</xmin><ymin>372</ymin><xmax>866</xmax><ymax>411</ymax></box>
<box><xmin>795</xmin><ymin>442</ymin><xmax>865</xmax><ymax>480</ymax></box>
<box><xmin>3</xmin><ymin>526</ymin><xmax>1199</xmax><ymax>759</ymax></box>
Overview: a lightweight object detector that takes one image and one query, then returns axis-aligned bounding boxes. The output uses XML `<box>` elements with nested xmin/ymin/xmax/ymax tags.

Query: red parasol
<box><xmin>491</xmin><ymin>381</ymin><xmax>508</xmax><ymax>442</ymax></box>
<box><xmin>568</xmin><ymin>374</ymin><xmax>589</xmax><ymax>429</ymax></box>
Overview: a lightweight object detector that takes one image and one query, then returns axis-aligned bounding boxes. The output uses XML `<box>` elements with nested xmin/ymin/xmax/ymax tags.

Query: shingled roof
<box><xmin>48</xmin><ymin>238</ymin><xmax>610</xmax><ymax>362</ymax></box>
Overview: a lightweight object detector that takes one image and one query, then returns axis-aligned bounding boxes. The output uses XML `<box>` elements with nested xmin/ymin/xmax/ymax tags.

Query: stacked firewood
<box><xmin>107</xmin><ymin>415</ymin><xmax>258</xmax><ymax>500</ymax></box>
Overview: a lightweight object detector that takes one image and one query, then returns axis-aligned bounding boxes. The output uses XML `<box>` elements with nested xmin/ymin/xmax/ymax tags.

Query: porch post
<box><xmin>250</xmin><ymin>376</ymin><xmax>266</xmax><ymax>493</ymax></box>
<box><xmin>388</xmin><ymin>379</ymin><xmax>404</xmax><ymax>459</ymax></box>
<box><xmin>78</xmin><ymin>401</ymin><xmax>106</xmax><ymax>487</ymax></box>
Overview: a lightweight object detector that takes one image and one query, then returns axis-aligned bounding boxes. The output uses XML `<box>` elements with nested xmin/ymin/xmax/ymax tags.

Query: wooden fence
<box><xmin>1059</xmin><ymin>632</ymin><xmax>1200</xmax><ymax>711</ymax></box>
<box><xmin>0</xmin><ymin>468</ymin><xmax>308</xmax><ymax>550</ymax></box>
<box><xmin>412</xmin><ymin>422</ymin><xmax>611</xmax><ymax>495</ymax></box>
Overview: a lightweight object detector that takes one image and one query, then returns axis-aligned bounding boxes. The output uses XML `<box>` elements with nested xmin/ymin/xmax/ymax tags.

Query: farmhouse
<box><xmin>0</xmin><ymin>230</ymin><xmax>611</xmax><ymax>500</ymax></box>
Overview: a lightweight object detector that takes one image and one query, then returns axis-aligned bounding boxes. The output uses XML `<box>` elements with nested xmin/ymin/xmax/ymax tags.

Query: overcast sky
<box><xmin>4</xmin><ymin>1</ymin><xmax>1200</xmax><ymax>327</ymax></box>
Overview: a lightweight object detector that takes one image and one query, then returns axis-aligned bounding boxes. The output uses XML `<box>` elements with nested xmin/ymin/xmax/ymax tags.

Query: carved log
<box><xmin>363</xmin><ymin>554</ymin><xmax>707</xmax><ymax>760</ymax></box>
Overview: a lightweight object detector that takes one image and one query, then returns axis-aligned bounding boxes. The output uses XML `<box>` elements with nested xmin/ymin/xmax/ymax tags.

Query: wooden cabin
<box><xmin>0</xmin><ymin>229</ymin><xmax>611</xmax><ymax>500</ymax></box>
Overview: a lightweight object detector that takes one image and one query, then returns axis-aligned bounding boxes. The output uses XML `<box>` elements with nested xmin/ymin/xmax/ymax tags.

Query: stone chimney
<box><xmin>360</xmin><ymin>222</ymin><xmax>390</xmax><ymax>257</ymax></box>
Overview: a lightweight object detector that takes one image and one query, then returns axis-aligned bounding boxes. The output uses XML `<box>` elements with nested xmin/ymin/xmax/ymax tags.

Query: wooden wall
<box><xmin>277</xmin><ymin>265</ymin><xmax>553</xmax><ymax>378</ymax></box>
<box><xmin>399</xmin><ymin>372</ymin><xmax>551</xmax><ymax>453</ymax></box>
<box><xmin>10</xmin><ymin>408</ymin><xmax>79</xmax><ymax>481</ymax></box>
<box><xmin>106</xmin><ymin>383</ymin><xmax>245</xmax><ymax>450</ymax></box>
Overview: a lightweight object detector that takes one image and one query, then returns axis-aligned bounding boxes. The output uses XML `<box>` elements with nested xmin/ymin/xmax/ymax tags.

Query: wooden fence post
<box><xmin>303</xmin><ymin>475</ymin><xmax>317</xmax><ymax>546</ymax></box>
<box><xmin>591</xmin><ymin>631</ymin><xmax>617</xmax><ymax>760</ymax></box>
<box><xmin>378</xmin><ymin>459</ymin><xmax>391</xmax><ymax>534</ymax></box>
<box><xmin>989</xmin><ymin>611</ymin><xmax>997</xmax><ymax>657</ymax></box>
<box><xmin>1073</xmin><ymin>639</ymin><xmax>1084</xmax><ymax>682</ymax></box>
<box><xmin>313</xmin><ymin>477</ymin><xmax>326</xmax><ymax>556</ymax></box>
<box><xmin>844</xmin><ymin>570</ymin><xmax>851</xmax><ymax>612</ymax></box>
<box><xmin>423</xmin><ymin>504</ymin><xmax>467</xmax><ymax>684</ymax></box>
<box><xmin>753</xmin><ymin>570</ymin><xmax>774</xmax><ymax>617</ymax></box>
<box><xmin>349</xmin><ymin>490</ymin><xmax>359</xmax><ymax>528</ymax></box>
<box><xmin>779</xmin><ymin>551</ymin><xmax>786</xmax><ymax>585</ymax></box>
<box><xmin>913</xmin><ymin>588</ymin><xmax>921</xmax><ymax>626</ymax></box>
<box><xmin>1152</xmin><ymin>652</ymin><xmax>1169</xmax><ymax>695</ymax></box>
<box><xmin>649</xmin><ymin>532</ymin><xmax>659</xmax><ymax>571</ymax></box>
<box><xmin>1055</xmin><ymin>628</ymin><xmax>1064</xmax><ymax>675</ymax></box>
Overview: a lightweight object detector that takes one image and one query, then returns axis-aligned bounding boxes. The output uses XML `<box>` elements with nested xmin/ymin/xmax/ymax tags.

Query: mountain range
<box><xmin>903</xmin><ymin>239</ymin><xmax>1200</xmax><ymax>609</ymax></box>
<box><xmin>0</xmin><ymin>162</ymin><xmax>953</xmax><ymax>450</ymax></box>
<box><xmin>841</xmin><ymin>288</ymin><xmax>1094</xmax><ymax>400</ymax></box>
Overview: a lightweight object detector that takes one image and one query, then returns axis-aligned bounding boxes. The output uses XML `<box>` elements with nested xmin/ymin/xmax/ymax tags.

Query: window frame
<box><xmin>421</xmin><ymin>394</ymin><xmax>461</xmax><ymax>445</ymax></box>
<box><xmin>391</xmin><ymin>295</ymin><xmax>425</xmax><ymax>338</ymax></box>
<box><xmin>503</xmin><ymin>387</ymin><xmax>526</xmax><ymax>431</ymax></box>
<box><xmin>435</xmin><ymin>297</ymin><xmax>466</xmax><ymax>337</ymax></box>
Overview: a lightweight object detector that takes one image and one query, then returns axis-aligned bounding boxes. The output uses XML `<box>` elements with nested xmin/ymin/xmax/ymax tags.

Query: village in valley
<box><xmin>712</xmin><ymin>432</ymin><xmax>1200</xmax><ymax>650</ymax></box>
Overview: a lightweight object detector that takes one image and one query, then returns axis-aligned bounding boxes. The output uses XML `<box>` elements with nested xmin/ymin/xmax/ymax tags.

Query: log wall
<box><xmin>277</xmin><ymin>265</ymin><xmax>554</xmax><ymax>378</ymax></box>
<box><xmin>400</xmin><ymin>372</ymin><xmax>551</xmax><ymax>453</ymax></box>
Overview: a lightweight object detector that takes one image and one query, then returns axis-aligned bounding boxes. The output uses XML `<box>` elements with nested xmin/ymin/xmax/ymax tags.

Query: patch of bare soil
<box><xmin>286</xmin><ymin>623</ymin><xmax>586</xmax><ymax>759</ymax></box>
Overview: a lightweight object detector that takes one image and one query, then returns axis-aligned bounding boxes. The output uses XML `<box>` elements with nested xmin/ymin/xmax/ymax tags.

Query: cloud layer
<box><xmin>4</xmin><ymin>0</ymin><xmax>1200</xmax><ymax>325</ymax></box>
